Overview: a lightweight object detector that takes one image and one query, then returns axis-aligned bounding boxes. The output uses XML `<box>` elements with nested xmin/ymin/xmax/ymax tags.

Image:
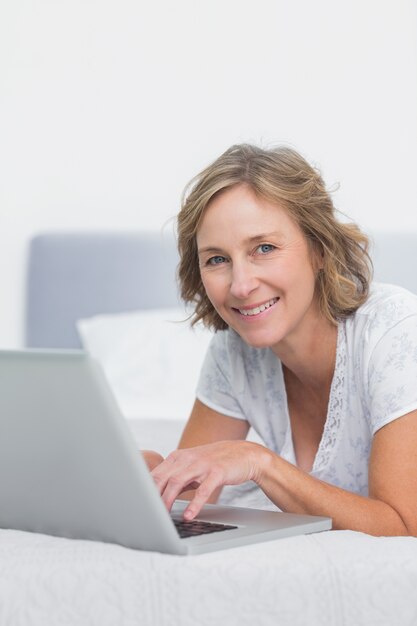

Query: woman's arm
<box><xmin>152</xmin><ymin>408</ymin><xmax>417</xmax><ymax>536</ymax></box>
<box><xmin>178</xmin><ymin>398</ymin><xmax>250</xmax><ymax>449</ymax></box>
<box><xmin>254</xmin><ymin>408</ymin><xmax>417</xmax><ymax>536</ymax></box>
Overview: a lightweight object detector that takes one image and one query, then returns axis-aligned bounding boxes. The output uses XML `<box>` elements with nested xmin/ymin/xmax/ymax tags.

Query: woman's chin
<box><xmin>232</xmin><ymin>326</ymin><xmax>283</xmax><ymax>350</ymax></box>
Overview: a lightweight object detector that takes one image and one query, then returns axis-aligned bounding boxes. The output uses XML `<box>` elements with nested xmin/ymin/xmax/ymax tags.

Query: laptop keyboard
<box><xmin>173</xmin><ymin>518</ymin><xmax>238</xmax><ymax>539</ymax></box>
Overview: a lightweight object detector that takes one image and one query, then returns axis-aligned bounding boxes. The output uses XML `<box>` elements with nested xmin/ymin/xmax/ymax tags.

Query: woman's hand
<box><xmin>141</xmin><ymin>449</ymin><xmax>165</xmax><ymax>471</ymax></box>
<box><xmin>151</xmin><ymin>440</ymin><xmax>268</xmax><ymax>520</ymax></box>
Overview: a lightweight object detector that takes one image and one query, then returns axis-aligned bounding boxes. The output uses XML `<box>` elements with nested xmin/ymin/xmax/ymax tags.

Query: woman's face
<box><xmin>196</xmin><ymin>184</ymin><xmax>323</xmax><ymax>354</ymax></box>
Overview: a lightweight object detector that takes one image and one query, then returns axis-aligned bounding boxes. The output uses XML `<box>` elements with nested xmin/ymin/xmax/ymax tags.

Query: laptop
<box><xmin>0</xmin><ymin>349</ymin><xmax>331</xmax><ymax>555</ymax></box>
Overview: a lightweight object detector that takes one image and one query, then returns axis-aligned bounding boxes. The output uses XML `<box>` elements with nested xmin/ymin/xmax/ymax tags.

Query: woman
<box><xmin>144</xmin><ymin>144</ymin><xmax>417</xmax><ymax>536</ymax></box>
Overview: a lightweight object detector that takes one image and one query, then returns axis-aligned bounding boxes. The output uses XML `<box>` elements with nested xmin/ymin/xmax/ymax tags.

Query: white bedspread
<box><xmin>0</xmin><ymin>527</ymin><xmax>416</xmax><ymax>626</ymax></box>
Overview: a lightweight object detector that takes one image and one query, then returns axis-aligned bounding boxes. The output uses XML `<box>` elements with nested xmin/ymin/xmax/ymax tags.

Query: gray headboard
<box><xmin>369</xmin><ymin>231</ymin><xmax>417</xmax><ymax>289</ymax></box>
<box><xmin>25</xmin><ymin>231</ymin><xmax>180</xmax><ymax>348</ymax></box>
<box><xmin>24</xmin><ymin>229</ymin><xmax>417</xmax><ymax>349</ymax></box>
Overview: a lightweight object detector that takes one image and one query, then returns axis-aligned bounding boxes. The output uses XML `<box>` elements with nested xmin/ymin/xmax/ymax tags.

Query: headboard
<box><xmin>370</xmin><ymin>231</ymin><xmax>417</xmax><ymax>291</ymax></box>
<box><xmin>24</xmin><ymin>230</ymin><xmax>417</xmax><ymax>349</ymax></box>
<box><xmin>25</xmin><ymin>231</ymin><xmax>180</xmax><ymax>348</ymax></box>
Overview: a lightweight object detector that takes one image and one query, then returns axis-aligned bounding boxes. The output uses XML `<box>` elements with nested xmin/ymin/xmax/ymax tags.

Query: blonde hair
<box><xmin>177</xmin><ymin>144</ymin><xmax>372</xmax><ymax>331</ymax></box>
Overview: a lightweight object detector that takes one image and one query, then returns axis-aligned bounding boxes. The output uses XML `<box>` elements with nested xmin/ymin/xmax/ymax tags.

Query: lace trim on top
<box><xmin>311</xmin><ymin>321</ymin><xmax>347</xmax><ymax>474</ymax></box>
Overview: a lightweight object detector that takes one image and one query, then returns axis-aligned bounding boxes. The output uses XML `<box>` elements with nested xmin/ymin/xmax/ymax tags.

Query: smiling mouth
<box><xmin>234</xmin><ymin>297</ymin><xmax>279</xmax><ymax>317</ymax></box>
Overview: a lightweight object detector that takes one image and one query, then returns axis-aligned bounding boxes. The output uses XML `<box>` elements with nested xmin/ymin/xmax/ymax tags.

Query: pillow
<box><xmin>77</xmin><ymin>308</ymin><xmax>214</xmax><ymax>421</ymax></box>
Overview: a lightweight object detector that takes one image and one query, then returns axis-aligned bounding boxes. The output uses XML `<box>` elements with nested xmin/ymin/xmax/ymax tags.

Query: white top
<box><xmin>196</xmin><ymin>283</ymin><xmax>417</xmax><ymax>496</ymax></box>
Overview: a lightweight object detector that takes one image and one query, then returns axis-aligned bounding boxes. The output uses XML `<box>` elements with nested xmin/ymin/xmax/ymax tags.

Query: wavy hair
<box><xmin>177</xmin><ymin>144</ymin><xmax>372</xmax><ymax>331</ymax></box>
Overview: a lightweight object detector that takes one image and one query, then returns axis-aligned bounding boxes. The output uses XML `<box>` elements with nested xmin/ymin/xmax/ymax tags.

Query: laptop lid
<box><xmin>0</xmin><ymin>349</ymin><xmax>187</xmax><ymax>554</ymax></box>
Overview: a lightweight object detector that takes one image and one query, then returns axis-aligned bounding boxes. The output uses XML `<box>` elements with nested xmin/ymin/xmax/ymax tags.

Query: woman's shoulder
<box><xmin>355</xmin><ymin>281</ymin><xmax>417</xmax><ymax>320</ymax></box>
<box><xmin>346</xmin><ymin>282</ymin><xmax>417</xmax><ymax>344</ymax></box>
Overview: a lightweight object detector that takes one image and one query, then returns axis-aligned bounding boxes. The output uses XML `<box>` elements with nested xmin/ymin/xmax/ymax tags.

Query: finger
<box><xmin>151</xmin><ymin>451</ymin><xmax>183</xmax><ymax>493</ymax></box>
<box><xmin>160</xmin><ymin>470</ymin><xmax>204</xmax><ymax>511</ymax></box>
<box><xmin>152</xmin><ymin>450</ymin><xmax>203</xmax><ymax>495</ymax></box>
<box><xmin>151</xmin><ymin>469</ymin><xmax>170</xmax><ymax>494</ymax></box>
<box><xmin>179</xmin><ymin>481</ymin><xmax>200</xmax><ymax>493</ymax></box>
<box><xmin>141</xmin><ymin>450</ymin><xmax>164</xmax><ymax>471</ymax></box>
<box><xmin>183</xmin><ymin>473</ymin><xmax>221</xmax><ymax>520</ymax></box>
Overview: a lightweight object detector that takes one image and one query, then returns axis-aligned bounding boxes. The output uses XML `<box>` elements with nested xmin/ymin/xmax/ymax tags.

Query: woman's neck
<box><xmin>271</xmin><ymin>315</ymin><xmax>338</xmax><ymax>391</ymax></box>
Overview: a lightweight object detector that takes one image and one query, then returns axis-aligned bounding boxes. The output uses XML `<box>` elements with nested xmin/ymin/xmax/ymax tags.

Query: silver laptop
<box><xmin>0</xmin><ymin>349</ymin><xmax>331</xmax><ymax>555</ymax></box>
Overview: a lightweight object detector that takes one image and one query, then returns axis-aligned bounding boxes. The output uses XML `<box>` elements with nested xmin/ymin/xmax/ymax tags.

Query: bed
<box><xmin>1</xmin><ymin>229</ymin><xmax>416</xmax><ymax>626</ymax></box>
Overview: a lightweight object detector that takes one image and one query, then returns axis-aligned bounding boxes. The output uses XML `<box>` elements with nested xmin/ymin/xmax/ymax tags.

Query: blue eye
<box><xmin>257</xmin><ymin>244</ymin><xmax>275</xmax><ymax>254</ymax></box>
<box><xmin>208</xmin><ymin>255</ymin><xmax>226</xmax><ymax>266</ymax></box>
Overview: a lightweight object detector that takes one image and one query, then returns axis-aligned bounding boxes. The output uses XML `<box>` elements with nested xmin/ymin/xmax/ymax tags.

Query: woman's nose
<box><xmin>229</xmin><ymin>262</ymin><xmax>258</xmax><ymax>300</ymax></box>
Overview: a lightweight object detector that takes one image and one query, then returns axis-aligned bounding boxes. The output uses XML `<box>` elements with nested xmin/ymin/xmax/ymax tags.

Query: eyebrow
<box><xmin>197</xmin><ymin>232</ymin><xmax>283</xmax><ymax>256</ymax></box>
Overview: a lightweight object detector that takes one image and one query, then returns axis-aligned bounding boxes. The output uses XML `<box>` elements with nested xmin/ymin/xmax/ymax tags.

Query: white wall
<box><xmin>1</xmin><ymin>0</ymin><xmax>417</xmax><ymax>347</ymax></box>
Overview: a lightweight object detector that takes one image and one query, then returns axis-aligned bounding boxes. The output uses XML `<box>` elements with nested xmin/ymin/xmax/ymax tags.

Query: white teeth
<box><xmin>238</xmin><ymin>298</ymin><xmax>278</xmax><ymax>316</ymax></box>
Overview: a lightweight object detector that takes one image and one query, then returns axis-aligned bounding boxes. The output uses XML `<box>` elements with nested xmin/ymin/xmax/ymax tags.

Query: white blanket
<box><xmin>0</xmin><ymin>527</ymin><xmax>416</xmax><ymax>625</ymax></box>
